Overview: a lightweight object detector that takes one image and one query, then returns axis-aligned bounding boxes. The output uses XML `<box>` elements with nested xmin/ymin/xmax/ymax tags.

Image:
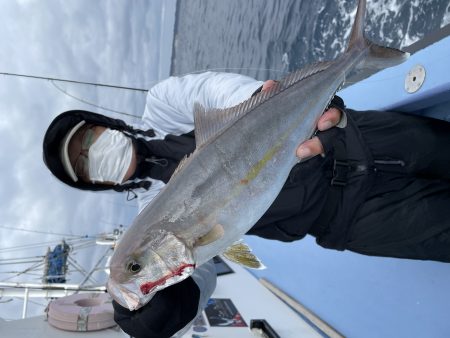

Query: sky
<box><xmin>0</xmin><ymin>0</ymin><xmax>176</xmax><ymax>319</ymax></box>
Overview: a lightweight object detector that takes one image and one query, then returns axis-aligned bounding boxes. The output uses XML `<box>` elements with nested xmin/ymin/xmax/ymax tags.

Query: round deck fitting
<box><xmin>405</xmin><ymin>64</ymin><xmax>426</xmax><ymax>93</ymax></box>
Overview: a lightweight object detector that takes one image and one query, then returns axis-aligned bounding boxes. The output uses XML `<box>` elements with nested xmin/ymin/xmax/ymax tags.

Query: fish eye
<box><xmin>127</xmin><ymin>260</ymin><xmax>141</xmax><ymax>273</ymax></box>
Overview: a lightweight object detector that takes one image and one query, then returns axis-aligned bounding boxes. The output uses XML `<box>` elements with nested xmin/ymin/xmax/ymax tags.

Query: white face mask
<box><xmin>88</xmin><ymin>129</ymin><xmax>133</xmax><ymax>184</ymax></box>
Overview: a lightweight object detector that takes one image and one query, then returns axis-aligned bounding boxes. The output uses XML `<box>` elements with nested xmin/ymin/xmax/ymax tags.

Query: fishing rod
<box><xmin>1</xmin><ymin>71</ymin><xmax>149</xmax><ymax>117</ymax></box>
<box><xmin>0</xmin><ymin>71</ymin><xmax>149</xmax><ymax>93</ymax></box>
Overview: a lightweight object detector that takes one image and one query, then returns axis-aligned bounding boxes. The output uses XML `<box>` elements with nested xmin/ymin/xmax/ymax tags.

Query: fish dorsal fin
<box><xmin>223</xmin><ymin>241</ymin><xmax>265</xmax><ymax>269</ymax></box>
<box><xmin>277</xmin><ymin>60</ymin><xmax>332</xmax><ymax>88</ymax></box>
<box><xmin>193</xmin><ymin>103</ymin><xmax>222</xmax><ymax>148</ymax></box>
<box><xmin>195</xmin><ymin>224</ymin><xmax>224</xmax><ymax>246</ymax></box>
<box><xmin>171</xmin><ymin>154</ymin><xmax>190</xmax><ymax>179</ymax></box>
<box><xmin>193</xmin><ymin>101</ymin><xmax>256</xmax><ymax>148</ymax></box>
<box><xmin>193</xmin><ymin>61</ymin><xmax>332</xmax><ymax>148</ymax></box>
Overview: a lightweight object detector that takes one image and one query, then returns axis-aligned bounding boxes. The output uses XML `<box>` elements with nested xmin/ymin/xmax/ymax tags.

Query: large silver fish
<box><xmin>107</xmin><ymin>0</ymin><xmax>408</xmax><ymax>310</ymax></box>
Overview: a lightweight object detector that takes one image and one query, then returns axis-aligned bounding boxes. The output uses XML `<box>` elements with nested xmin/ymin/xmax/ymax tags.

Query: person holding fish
<box><xmin>42</xmin><ymin>1</ymin><xmax>450</xmax><ymax>335</ymax></box>
<box><xmin>41</xmin><ymin>71</ymin><xmax>342</xmax><ymax>337</ymax></box>
<box><xmin>42</xmin><ymin>70</ymin><xmax>450</xmax><ymax>337</ymax></box>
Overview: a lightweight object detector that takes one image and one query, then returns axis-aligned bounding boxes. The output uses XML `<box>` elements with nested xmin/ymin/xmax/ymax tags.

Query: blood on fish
<box><xmin>140</xmin><ymin>263</ymin><xmax>195</xmax><ymax>295</ymax></box>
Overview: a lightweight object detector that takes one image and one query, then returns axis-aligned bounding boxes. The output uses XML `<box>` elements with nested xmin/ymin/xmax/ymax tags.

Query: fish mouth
<box><xmin>107</xmin><ymin>263</ymin><xmax>195</xmax><ymax>311</ymax></box>
<box><xmin>107</xmin><ymin>278</ymin><xmax>144</xmax><ymax>311</ymax></box>
<box><xmin>107</xmin><ymin>229</ymin><xmax>196</xmax><ymax>310</ymax></box>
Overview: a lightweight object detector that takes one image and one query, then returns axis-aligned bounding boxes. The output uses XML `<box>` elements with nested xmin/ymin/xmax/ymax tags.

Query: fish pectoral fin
<box><xmin>223</xmin><ymin>242</ymin><xmax>266</xmax><ymax>270</ymax></box>
<box><xmin>195</xmin><ymin>224</ymin><xmax>224</xmax><ymax>246</ymax></box>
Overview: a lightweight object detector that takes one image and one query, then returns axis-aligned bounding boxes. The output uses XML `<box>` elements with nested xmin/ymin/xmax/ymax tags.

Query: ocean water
<box><xmin>171</xmin><ymin>0</ymin><xmax>450</xmax><ymax>80</ymax></box>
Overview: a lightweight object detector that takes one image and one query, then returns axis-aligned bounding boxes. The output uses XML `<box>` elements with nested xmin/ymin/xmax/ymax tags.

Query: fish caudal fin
<box><xmin>223</xmin><ymin>242</ymin><xmax>265</xmax><ymax>269</ymax></box>
<box><xmin>344</xmin><ymin>0</ymin><xmax>409</xmax><ymax>86</ymax></box>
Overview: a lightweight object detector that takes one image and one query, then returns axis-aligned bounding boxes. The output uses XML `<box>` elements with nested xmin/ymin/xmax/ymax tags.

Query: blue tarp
<box><xmin>44</xmin><ymin>242</ymin><xmax>70</xmax><ymax>283</ymax></box>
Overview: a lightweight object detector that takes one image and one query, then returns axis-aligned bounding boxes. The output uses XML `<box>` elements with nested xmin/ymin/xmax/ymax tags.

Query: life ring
<box><xmin>47</xmin><ymin>292</ymin><xmax>116</xmax><ymax>331</ymax></box>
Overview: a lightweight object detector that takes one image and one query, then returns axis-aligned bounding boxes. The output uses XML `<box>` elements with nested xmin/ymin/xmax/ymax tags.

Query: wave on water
<box><xmin>170</xmin><ymin>0</ymin><xmax>449</xmax><ymax>80</ymax></box>
<box><xmin>443</xmin><ymin>2</ymin><xmax>450</xmax><ymax>27</ymax></box>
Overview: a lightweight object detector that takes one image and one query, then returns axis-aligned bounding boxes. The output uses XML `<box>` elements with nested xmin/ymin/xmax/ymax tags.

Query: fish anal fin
<box><xmin>223</xmin><ymin>242</ymin><xmax>265</xmax><ymax>270</ymax></box>
<box><xmin>195</xmin><ymin>224</ymin><xmax>224</xmax><ymax>246</ymax></box>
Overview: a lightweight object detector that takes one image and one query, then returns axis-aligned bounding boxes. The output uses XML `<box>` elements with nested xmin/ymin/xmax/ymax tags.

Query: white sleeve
<box><xmin>173</xmin><ymin>259</ymin><xmax>217</xmax><ymax>337</ymax></box>
<box><xmin>142</xmin><ymin>72</ymin><xmax>263</xmax><ymax>137</ymax></box>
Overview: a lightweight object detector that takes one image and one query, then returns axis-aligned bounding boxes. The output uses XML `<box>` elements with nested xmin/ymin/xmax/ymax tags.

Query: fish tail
<box><xmin>346</xmin><ymin>0</ymin><xmax>409</xmax><ymax>84</ymax></box>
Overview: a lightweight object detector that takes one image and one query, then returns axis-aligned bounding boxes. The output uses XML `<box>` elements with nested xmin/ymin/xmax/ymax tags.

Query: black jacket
<box><xmin>43</xmin><ymin>110</ymin><xmax>197</xmax><ymax>194</ymax></box>
<box><xmin>248</xmin><ymin>104</ymin><xmax>375</xmax><ymax>250</ymax></box>
<box><xmin>113</xmin><ymin>276</ymin><xmax>200</xmax><ymax>338</ymax></box>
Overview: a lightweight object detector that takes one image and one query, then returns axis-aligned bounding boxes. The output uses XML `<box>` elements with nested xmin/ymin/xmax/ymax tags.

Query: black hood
<box><xmin>43</xmin><ymin>110</ymin><xmax>154</xmax><ymax>192</ymax></box>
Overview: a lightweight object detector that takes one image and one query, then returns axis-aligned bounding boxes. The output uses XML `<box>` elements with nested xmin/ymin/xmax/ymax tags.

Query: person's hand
<box><xmin>261</xmin><ymin>79</ymin><xmax>278</xmax><ymax>92</ymax></box>
<box><xmin>261</xmin><ymin>80</ymin><xmax>342</xmax><ymax>160</ymax></box>
<box><xmin>296</xmin><ymin>107</ymin><xmax>341</xmax><ymax>159</ymax></box>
